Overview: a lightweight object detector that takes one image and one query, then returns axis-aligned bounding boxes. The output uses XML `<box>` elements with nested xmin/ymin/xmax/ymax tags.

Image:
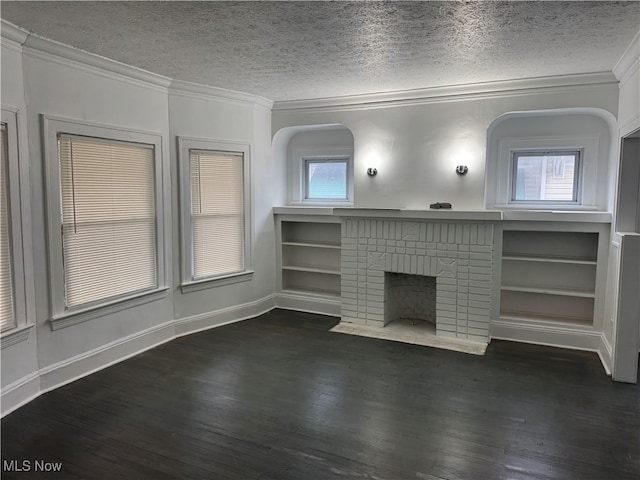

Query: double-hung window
<box><xmin>44</xmin><ymin>117</ymin><xmax>166</xmax><ymax>328</ymax></box>
<box><xmin>179</xmin><ymin>138</ymin><xmax>252</xmax><ymax>291</ymax></box>
<box><xmin>1</xmin><ymin>108</ymin><xmax>31</xmax><ymax>341</ymax></box>
<box><xmin>0</xmin><ymin>123</ymin><xmax>14</xmax><ymax>331</ymax></box>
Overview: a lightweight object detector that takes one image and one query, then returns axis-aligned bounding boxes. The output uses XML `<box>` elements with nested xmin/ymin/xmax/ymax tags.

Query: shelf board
<box><xmin>282</xmin><ymin>241</ymin><xmax>341</xmax><ymax>250</ymax></box>
<box><xmin>281</xmin><ymin>287</ymin><xmax>341</xmax><ymax>298</ymax></box>
<box><xmin>502</xmin><ymin>254</ymin><xmax>597</xmax><ymax>265</ymax></box>
<box><xmin>501</xmin><ymin>285</ymin><xmax>595</xmax><ymax>298</ymax></box>
<box><xmin>499</xmin><ymin>311</ymin><xmax>593</xmax><ymax>327</ymax></box>
<box><xmin>282</xmin><ymin>265</ymin><xmax>341</xmax><ymax>275</ymax></box>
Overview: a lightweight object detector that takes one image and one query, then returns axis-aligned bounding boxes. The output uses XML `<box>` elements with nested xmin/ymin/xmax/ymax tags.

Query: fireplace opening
<box><xmin>384</xmin><ymin>272</ymin><xmax>436</xmax><ymax>332</ymax></box>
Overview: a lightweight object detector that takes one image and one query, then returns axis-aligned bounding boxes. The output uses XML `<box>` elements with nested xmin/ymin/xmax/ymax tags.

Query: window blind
<box><xmin>190</xmin><ymin>150</ymin><xmax>244</xmax><ymax>279</ymax></box>
<box><xmin>0</xmin><ymin>124</ymin><xmax>15</xmax><ymax>331</ymax></box>
<box><xmin>58</xmin><ymin>135</ymin><xmax>157</xmax><ymax>308</ymax></box>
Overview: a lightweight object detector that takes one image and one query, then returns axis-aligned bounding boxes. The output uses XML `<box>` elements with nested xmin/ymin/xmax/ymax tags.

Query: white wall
<box><xmin>485</xmin><ymin>111</ymin><xmax>615</xmax><ymax>211</ymax></box>
<box><xmin>1</xmin><ymin>32</ymin><xmax>39</xmax><ymax>404</ymax></box>
<box><xmin>1</xmin><ymin>26</ymin><xmax>276</xmax><ymax>415</ymax></box>
<box><xmin>169</xmin><ymin>87</ymin><xmax>277</xmax><ymax>325</ymax></box>
<box><xmin>286</xmin><ymin>127</ymin><xmax>354</xmax><ymax>204</ymax></box>
<box><xmin>273</xmin><ymin>81</ymin><xmax>619</xmax><ymax>210</ymax></box>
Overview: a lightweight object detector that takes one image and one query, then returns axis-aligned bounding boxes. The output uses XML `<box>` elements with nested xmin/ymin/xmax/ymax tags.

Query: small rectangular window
<box><xmin>304</xmin><ymin>158</ymin><xmax>349</xmax><ymax>200</ymax></box>
<box><xmin>511</xmin><ymin>151</ymin><xmax>580</xmax><ymax>203</ymax></box>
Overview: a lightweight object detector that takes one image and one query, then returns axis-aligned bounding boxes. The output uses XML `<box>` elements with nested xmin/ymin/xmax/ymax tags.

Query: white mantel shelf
<box><xmin>273</xmin><ymin>206</ymin><xmax>612</xmax><ymax>224</ymax></box>
<box><xmin>332</xmin><ymin>208</ymin><xmax>503</xmax><ymax>221</ymax></box>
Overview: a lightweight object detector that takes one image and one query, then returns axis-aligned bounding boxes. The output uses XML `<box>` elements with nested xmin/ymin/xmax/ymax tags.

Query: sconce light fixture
<box><xmin>367</xmin><ymin>167</ymin><xmax>378</xmax><ymax>177</ymax></box>
<box><xmin>456</xmin><ymin>165</ymin><xmax>469</xmax><ymax>175</ymax></box>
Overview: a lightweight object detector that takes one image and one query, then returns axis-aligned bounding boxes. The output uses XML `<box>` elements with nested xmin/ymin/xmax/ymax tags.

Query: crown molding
<box><xmin>613</xmin><ymin>30</ymin><xmax>640</xmax><ymax>82</ymax></box>
<box><xmin>169</xmin><ymin>79</ymin><xmax>273</xmax><ymax>110</ymax></box>
<box><xmin>22</xmin><ymin>33</ymin><xmax>172</xmax><ymax>91</ymax></box>
<box><xmin>272</xmin><ymin>72</ymin><xmax>618</xmax><ymax>112</ymax></box>
<box><xmin>0</xmin><ymin>19</ymin><xmax>28</xmax><ymax>45</ymax></box>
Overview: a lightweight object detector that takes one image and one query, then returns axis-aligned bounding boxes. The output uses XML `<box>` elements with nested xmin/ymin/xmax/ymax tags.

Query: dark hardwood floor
<box><xmin>2</xmin><ymin>309</ymin><xmax>639</xmax><ymax>480</ymax></box>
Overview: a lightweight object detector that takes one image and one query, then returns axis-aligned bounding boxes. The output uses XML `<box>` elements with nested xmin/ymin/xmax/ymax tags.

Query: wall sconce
<box><xmin>367</xmin><ymin>167</ymin><xmax>378</xmax><ymax>177</ymax></box>
<box><xmin>456</xmin><ymin>165</ymin><xmax>469</xmax><ymax>175</ymax></box>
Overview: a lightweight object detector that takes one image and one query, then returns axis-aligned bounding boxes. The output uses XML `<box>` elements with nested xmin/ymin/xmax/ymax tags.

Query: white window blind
<box><xmin>1</xmin><ymin>124</ymin><xmax>15</xmax><ymax>331</ymax></box>
<box><xmin>58</xmin><ymin>135</ymin><xmax>157</xmax><ymax>308</ymax></box>
<box><xmin>190</xmin><ymin>150</ymin><xmax>245</xmax><ymax>279</ymax></box>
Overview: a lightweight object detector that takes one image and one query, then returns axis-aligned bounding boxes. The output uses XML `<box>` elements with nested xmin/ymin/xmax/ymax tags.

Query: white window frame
<box><xmin>492</xmin><ymin>136</ymin><xmax>599</xmax><ymax>210</ymax></box>
<box><xmin>303</xmin><ymin>156</ymin><xmax>352</xmax><ymax>202</ymax></box>
<box><xmin>43</xmin><ymin>115</ymin><xmax>168</xmax><ymax>330</ymax></box>
<box><xmin>289</xmin><ymin>146</ymin><xmax>353</xmax><ymax>206</ymax></box>
<box><xmin>178</xmin><ymin>137</ymin><xmax>253</xmax><ymax>293</ymax></box>
<box><xmin>509</xmin><ymin>149</ymin><xmax>582</xmax><ymax>205</ymax></box>
<box><xmin>1</xmin><ymin>107</ymin><xmax>34</xmax><ymax>348</ymax></box>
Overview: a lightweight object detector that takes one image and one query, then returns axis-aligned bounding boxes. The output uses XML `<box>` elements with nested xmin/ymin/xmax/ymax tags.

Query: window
<box><xmin>179</xmin><ymin>138</ymin><xmax>252</xmax><ymax>290</ymax></box>
<box><xmin>1</xmin><ymin>108</ymin><xmax>31</xmax><ymax>340</ymax></box>
<box><xmin>44</xmin><ymin>117</ymin><xmax>166</xmax><ymax>327</ymax></box>
<box><xmin>304</xmin><ymin>157</ymin><xmax>349</xmax><ymax>200</ymax></box>
<box><xmin>511</xmin><ymin>150</ymin><xmax>581</xmax><ymax>203</ymax></box>
<box><xmin>0</xmin><ymin>123</ymin><xmax>14</xmax><ymax>332</ymax></box>
<box><xmin>57</xmin><ymin>135</ymin><xmax>157</xmax><ymax>307</ymax></box>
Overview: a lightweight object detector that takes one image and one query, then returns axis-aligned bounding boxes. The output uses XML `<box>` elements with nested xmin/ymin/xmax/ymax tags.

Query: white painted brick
<box><xmin>469</xmin><ymin>300</ymin><xmax>490</xmax><ymax>310</ymax></box>
<box><xmin>470</xmin><ymin>266</ymin><xmax>491</xmax><ymax>276</ymax></box>
<box><xmin>455</xmin><ymin>224</ymin><xmax>463</xmax><ymax>244</ymax></box>
<box><xmin>438</xmin><ymin>303</ymin><xmax>456</xmax><ymax>312</ymax></box>
<box><xmin>439</xmin><ymin>296</ymin><xmax>457</xmax><ymax>306</ymax></box>
<box><xmin>438</xmin><ymin>288</ymin><xmax>456</xmax><ymax>299</ymax></box>
<box><xmin>470</xmin><ymin>252</ymin><xmax>492</xmax><ymax>261</ymax></box>
<box><xmin>468</xmin><ymin>306</ymin><xmax>490</xmax><ymax>316</ymax></box>
<box><xmin>485</xmin><ymin>225</ymin><xmax>494</xmax><ymax>246</ymax></box>
<box><xmin>369</xmin><ymin>314</ymin><xmax>384</xmax><ymax>322</ymax></box>
<box><xmin>470</xmin><ymin>245</ymin><xmax>492</xmax><ymax>253</ymax></box>
<box><xmin>437</xmin><ymin>314</ymin><xmax>457</xmax><ymax>324</ymax></box>
<box><xmin>469</xmin><ymin>286</ymin><xmax>490</xmax><ymax>295</ymax></box>
<box><xmin>426</xmin><ymin>223</ymin><xmax>434</xmax><ymax>242</ymax></box>
<box><xmin>419</xmin><ymin>223</ymin><xmax>427</xmax><ymax>242</ymax></box>
<box><xmin>477</xmin><ymin>224</ymin><xmax>485</xmax><ymax>246</ymax></box>
<box><xmin>469</xmin><ymin>273</ymin><xmax>491</xmax><ymax>282</ymax></box>
<box><xmin>437</xmin><ymin>328</ymin><xmax>457</xmax><ymax>337</ymax></box>
<box><xmin>470</xmin><ymin>224</ymin><xmax>478</xmax><ymax>244</ymax></box>
<box><xmin>448</xmin><ymin>224</ymin><xmax>456</xmax><ymax>243</ymax></box>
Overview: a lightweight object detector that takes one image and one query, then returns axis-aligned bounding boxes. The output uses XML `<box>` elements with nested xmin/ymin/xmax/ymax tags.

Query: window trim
<box><xmin>303</xmin><ymin>156</ymin><xmax>351</xmax><ymax>202</ymax></box>
<box><xmin>491</xmin><ymin>135</ymin><xmax>599</xmax><ymax>210</ymax></box>
<box><xmin>509</xmin><ymin>149</ymin><xmax>582</xmax><ymax>205</ymax></box>
<box><xmin>1</xmin><ymin>107</ymin><xmax>32</xmax><ymax>342</ymax></box>
<box><xmin>177</xmin><ymin>136</ymin><xmax>253</xmax><ymax>291</ymax></box>
<box><xmin>43</xmin><ymin>115</ymin><xmax>167</xmax><ymax>328</ymax></box>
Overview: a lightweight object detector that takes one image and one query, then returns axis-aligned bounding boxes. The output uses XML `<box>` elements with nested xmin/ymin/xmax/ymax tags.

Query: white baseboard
<box><xmin>175</xmin><ymin>294</ymin><xmax>277</xmax><ymax>337</ymax></box>
<box><xmin>38</xmin><ymin>320</ymin><xmax>176</xmax><ymax>393</ymax></box>
<box><xmin>276</xmin><ymin>292</ymin><xmax>341</xmax><ymax>317</ymax></box>
<box><xmin>491</xmin><ymin>320</ymin><xmax>602</xmax><ymax>352</ymax></box>
<box><xmin>1</xmin><ymin>294</ymin><xmax>278</xmax><ymax>418</ymax></box>
<box><xmin>1</xmin><ymin>372</ymin><xmax>41</xmax><ymax>418</ymax></box>
<box><xmin>597</xmin><ymin>334</ymin><xmax>613</xmax><ymax>376</ymax></box>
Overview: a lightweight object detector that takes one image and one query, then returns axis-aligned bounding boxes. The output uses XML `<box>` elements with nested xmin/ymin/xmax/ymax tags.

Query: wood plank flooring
<box><xmin>2</xmin><ymin>309</ymin><xmax>639</xmax><ymax>479</ymax></box>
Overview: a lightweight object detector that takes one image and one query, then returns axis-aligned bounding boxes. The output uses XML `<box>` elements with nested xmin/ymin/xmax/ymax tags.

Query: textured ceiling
<box><xmin>1</xmin><ymin>1</ymin><xmax>639</xmax><ymax>101</ymax></box>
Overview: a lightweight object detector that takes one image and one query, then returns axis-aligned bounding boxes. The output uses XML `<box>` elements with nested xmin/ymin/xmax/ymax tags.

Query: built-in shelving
<box><xmin>500</xmin><ymin>230</ymin><xmax>599</xmax><ymax>327</ymax></box>
<box><xmin>279</xmin><ymin>220</ymin><xmax>341</xmax><ymax>298</ymax></box>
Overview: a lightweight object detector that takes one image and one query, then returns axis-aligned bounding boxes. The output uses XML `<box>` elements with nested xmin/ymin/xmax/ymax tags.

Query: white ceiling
<box><xmin>2</xmin><ymin>1</ymin><xmax>639</xmax><ymax>102</ymax></box>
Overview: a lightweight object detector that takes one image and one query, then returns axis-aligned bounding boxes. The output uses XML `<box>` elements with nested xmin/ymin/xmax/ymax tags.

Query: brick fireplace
<box><xmin>340</xmin><ymin>216</ymin><xmax>496</xmax><ymax>343</ymax></box>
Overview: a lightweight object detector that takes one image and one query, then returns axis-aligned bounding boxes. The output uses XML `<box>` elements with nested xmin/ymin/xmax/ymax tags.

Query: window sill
<box><xmin>49</xmin><ymin>287</ymin><xmax>170</xmax><ymax>331</ymax></box>
<box><xmin>1</xmin><ymin>323</ymin><xmax>35</xmax><ymax>349</ymax></box>
<box><xmin>290</xmin><ymin>201</ymin><xmax>353</xmax><ymax>207</ymax></box>
<box><xmin>180</xmin><ymin>270</ymin><xmax>254</xmax><ymax>294</ymax></box>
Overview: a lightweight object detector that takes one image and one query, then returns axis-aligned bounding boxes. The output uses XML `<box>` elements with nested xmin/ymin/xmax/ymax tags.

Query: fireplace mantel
<box><xmin>333</xmin><ymin>208</ymin><xmax>502</xmax><ymax>221</ymax></box>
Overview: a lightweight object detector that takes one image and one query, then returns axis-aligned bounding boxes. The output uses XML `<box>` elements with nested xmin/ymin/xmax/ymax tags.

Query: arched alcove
<box><xmin>273</xmin><ymin>124</ymin><xmax>355</xmax><ymax>205</ymax></box>
<box><xmin>484</xmin><ymin>108</ymin><xmax>617</xmax><ymax>211</ymax></box>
